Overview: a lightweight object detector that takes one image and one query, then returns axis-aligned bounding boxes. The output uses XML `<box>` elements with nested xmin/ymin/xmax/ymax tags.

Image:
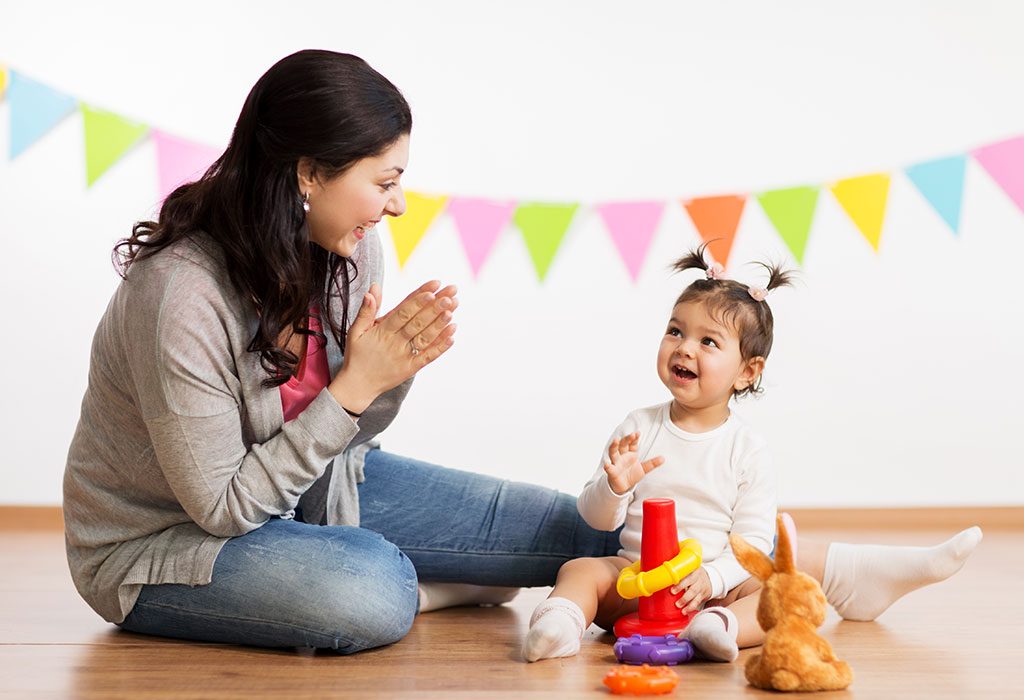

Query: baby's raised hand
<box><xmin>603</xmin><ymin>432</ymin><xmax>664</xmax><ymax>495</ymax></box>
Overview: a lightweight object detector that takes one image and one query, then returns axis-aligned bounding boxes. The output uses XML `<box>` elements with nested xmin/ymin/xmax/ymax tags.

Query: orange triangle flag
<box><xmin>682</xmin><ymin>195</ymin><xmax>747</xmax><ymax>268</ymax></box>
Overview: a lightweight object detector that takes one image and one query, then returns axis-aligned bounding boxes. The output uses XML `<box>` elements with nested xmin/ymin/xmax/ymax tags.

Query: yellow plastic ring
<box><xmin>616</xmin><ymin>538</ymin><xmax>703</xmax><ymax>599</ymax></box>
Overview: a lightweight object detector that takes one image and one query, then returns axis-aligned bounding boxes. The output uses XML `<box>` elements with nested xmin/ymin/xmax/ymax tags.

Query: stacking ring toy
<box><xmin>614</xmin><ymin>634</ymin><xmax>696</xmax><ymax>666</ymax></box>
<box><xmin>603</xmin><ymin>664</ymin><xmax>680</xmax><ymax>695</ymax></box>
<box><xmin>616</xmin><ymin>538</ymin><xmax>702</xmax><ymax>599</ymax></box>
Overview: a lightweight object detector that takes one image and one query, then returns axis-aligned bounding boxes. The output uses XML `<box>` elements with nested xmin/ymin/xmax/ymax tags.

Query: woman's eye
<box><xmin>381</xmin><ymin>182</ymin><xmax>396</xmax><ymax>191</ymax></box>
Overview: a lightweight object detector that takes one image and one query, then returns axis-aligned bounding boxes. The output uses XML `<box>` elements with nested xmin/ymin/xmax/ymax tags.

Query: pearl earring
<box><xmin>302</xmin><ymin>191</ymin><xmax>310</xmax><ymax>213</ymax></box>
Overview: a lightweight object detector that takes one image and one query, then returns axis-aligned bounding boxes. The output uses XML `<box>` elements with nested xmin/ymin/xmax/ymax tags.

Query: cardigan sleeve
<box><xmin>128</xmin><ymin>260</ymin><xmax>361</xmax><ymax>538</ymax></box>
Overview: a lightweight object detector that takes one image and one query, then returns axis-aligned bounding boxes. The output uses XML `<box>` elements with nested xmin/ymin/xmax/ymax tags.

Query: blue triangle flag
<box><xmin>905</xmin><ymin>154</ymin><xmax>967</xmax><ymax>234</ymax></box>
<box><xmin>9</xmin><ymin>71</ymin><xmax>78</xmax><ymax>160</ymax></box>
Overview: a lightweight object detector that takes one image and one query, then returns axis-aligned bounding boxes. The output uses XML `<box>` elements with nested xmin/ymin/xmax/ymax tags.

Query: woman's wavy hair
<box><xmin>113</xmin><ymin>50</ymin><xmax>412</xmax><ymax>386</ymax></box>
<box><xmin>671</xmin><ymin>242</ymin><xmax>795</xmax><ymax>397</ymax></box>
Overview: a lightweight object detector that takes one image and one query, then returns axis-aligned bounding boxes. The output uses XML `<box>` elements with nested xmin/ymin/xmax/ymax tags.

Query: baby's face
<box><xmin>657</xmin><ymin>301</ymin><xmax>750</xmax><ymax>410</ymax></box>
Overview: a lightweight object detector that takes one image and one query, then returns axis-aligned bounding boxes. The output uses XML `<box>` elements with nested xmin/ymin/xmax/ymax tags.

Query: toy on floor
<box><xmin>613</xmin><ymin>498</ymin><xmax>703</xmax><ymax>638</ymax></box>
<box><xmin>730</xmin><ymin>514</ymin><xmax>854</xmax><ymax>692</ymax></box>
<box><xmin>602</xmin><ymin>664</ymin><xmax>679</xmax><ymax>695</ymax></box>
<box><xmin>614</xmin><ymin>633</ymin><xmax>695</xmax><ymax>666</ymax></box>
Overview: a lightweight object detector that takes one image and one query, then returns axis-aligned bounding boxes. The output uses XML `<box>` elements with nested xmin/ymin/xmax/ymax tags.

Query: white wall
<box><xmin>1</xmin><ymin>1</ymin><xmax>1022</xmax><ymax>506</ymax></box>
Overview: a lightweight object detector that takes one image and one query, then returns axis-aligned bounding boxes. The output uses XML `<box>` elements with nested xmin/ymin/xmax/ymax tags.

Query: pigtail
<box><xmin>671</xmin><ymin>242</ymin><xmax>713</xmax><ymax>276</ymax></box>
<box><xmin>752</xmin><ymin>260</ymin><xmax>797</xmax><ymax>292</ymax></box>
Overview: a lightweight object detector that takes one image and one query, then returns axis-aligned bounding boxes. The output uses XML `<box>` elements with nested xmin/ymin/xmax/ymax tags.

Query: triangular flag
<box><xmin>756</xmin><ymin>186</ymin><xmax>819</xmax><ymax>264</ymax></box>
<box><xmin>595</xmin><ymin>201</ymin><xmax>665</xmax><ymax>281</ymax></box>
<box><xmin>905</xmin><ymin>155</ymin><xmax>966</xmax><ymax>233</ymax></box>
<box><xmin>152</xmin><ymin>129</ymin><xmax>220</xmax><ymax>202</ymax></box>
<box><xmin>386</xmin><ymin>192</ymin><xmax>447</xmax><ymax>267</ymax></box>
<box><xmin>8</xmin><ymin>71</ymin><xmax>78</xmax><ymax>159</ymax></box>
<box><xmin>81</xmin><ymin>103</ymin><xmax>149</xmax><ymax>186</ymax></box>
<box><xmin>973</xmin><ymin>136</ymin><xmax>1024</xmax><ymax>214</ymax></box>
<box><xmin>830</xmin><ymin>174</ymin><xmax>890</xmax><ymax>251</ymax></box>
<box><xmin>447</xmin><ymin>197</ymin><xmax>515</xmax><ymax>277</ymax></box>
<box><xmin>513</xmin><ymin>202</ymin><xmax>578</xmax><ymax>282</ymax></box>
<box><xmin>682</xmin><ymin>195</ymin><xmax>746</xmax><ymax>268</ymax></box>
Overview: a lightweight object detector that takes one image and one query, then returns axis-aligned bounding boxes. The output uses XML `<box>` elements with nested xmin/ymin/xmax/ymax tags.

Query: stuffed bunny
<box><xmin>729</xmin><ymin>515</ymin><xmax>853</xmax><ymax>692</ymax></box>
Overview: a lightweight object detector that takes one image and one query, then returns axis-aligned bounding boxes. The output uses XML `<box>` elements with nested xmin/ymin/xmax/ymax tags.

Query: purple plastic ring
<box><xmin>613</xmin><ymin>633</ymin><xmax>696</xmax><ymax>666</ymax></box>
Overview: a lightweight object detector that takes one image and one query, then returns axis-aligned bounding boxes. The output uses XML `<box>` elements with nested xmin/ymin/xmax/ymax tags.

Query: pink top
<box><xmin>279</xmin><ymin>309</ymin><xmax>332</xmax><ymax>422</ymax></box>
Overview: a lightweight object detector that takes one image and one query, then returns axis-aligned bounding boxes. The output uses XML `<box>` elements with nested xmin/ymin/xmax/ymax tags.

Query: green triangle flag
<box><xmin>756</xmin><ymin>186</ymin><xmax>820</xmax><ymax>264</ymax></box>
<box><xmin>513</xmin><ymin>202</ymin><xmax>578</xmax><ymax>281</ymax></box>
<box><xmin>81</xmin><ymin>103</ymin><xmax>149</xmax><ymax>186</ymax></box>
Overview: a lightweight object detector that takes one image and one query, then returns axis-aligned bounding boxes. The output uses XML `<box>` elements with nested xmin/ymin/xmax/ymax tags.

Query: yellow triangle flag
<box><xmin>830</xmin><ymin>173</ymin><xmax>890</xmax><ymax>251</ymax></box>
<box><xmin>0</xmin><ymin>65</ymin><xmax>8</xmax><ymax>99</ymax></box>
<box><xmin>386</xmin><ymin>192</ymin><xmax>448</xmax><ymax>267</ymax></box>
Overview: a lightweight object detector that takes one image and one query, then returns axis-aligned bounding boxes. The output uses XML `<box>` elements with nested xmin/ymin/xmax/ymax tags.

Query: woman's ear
<box><xmin>735</xmin><ymin>356</ymin><xmax>766</xmax><ymax>392</ymax></box>
<box><xmin>296</xmin><ymin>157</ymin><xmax>318</xmax><ymax>194</ymax></box>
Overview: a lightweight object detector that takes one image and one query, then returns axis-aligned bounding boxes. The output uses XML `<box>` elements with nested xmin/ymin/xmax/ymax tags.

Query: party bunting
<box><xmin>595</xmin><ymin>201</ymin><xmax>666</xmax><ymax>281</ymax></box>
<box><xmin>8</xmin><ymin>71</ymin><xmax>78</xmax><ymax>159</ymax></box>
<box><xmin>683</xmin><ymin>195</ymin><xmax>747</xmax><ymax>268</ymax></box>
<box><xmin>830</xmin><ymin>174</ymin><xmax>890</xmax><ymax>251</ymax></box>
<box><xmin>756</xmin><ymin>186</ymin><xmax>820</xmax><ymax>264</ymax></box>
<box><xmin>973</xmin><ymin>136</ymin><xmax>1024</xmax><ymax>215</ymax></box>
<box><xmin>446</xmin><ymin>197</ymin><xmax>516</xmax><ymax>277</ymax></box>
<box><xmin>513</xmin><ymin>202</ymin><xmax>579</xmax><ymax>281</ymax></box>
<box><xmin>152</xmin><ymin>129</ymin><xmax>220</xmax><ymax>202</ymax></box>
<box><xmin>3</xmin><ymin>62</ymin><xmax>1024</xmax><ymax>285</ymax></box>
<box><xmin>905</xmin><ymin>155</ymin><xmax>966</xmax><ymax>233</ymax></box>
<box><xmin>387</xmin><ymin>192</ymin><xmax>448</xmax><ymax>267</ymax></box>
<box><xmin>81</xmin><ymin>103</ymin><xmax>149</xmax><ymax>186</ymax></box>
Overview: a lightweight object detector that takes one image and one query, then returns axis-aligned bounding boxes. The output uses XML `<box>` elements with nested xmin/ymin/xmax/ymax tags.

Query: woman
<box><xmin>64</xmin><ymin>49</ymin><xmax>980</xmax><ymax>656</ymax></box>
<box><xmin>63</xmin><ymin>49</ymin><xmax>621</xmax><ymax>652</ymax></box>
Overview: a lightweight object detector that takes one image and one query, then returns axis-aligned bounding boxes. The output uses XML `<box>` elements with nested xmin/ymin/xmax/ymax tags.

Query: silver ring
<box><xmin>410</xmin><ymin>340</ymin><xmax>420</xmax><ymax>356</ymax></box>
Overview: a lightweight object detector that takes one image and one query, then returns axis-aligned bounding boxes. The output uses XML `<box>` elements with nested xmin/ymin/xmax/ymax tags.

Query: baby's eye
<box><xmin>666</xmin><ymin>328</ymin><xmax>681</xmax><ymax>337</ymax></box>
<box><xmin>701</xmin><ymin>337</ymin><xmax>718</xmax><ymax>348</ymax></box>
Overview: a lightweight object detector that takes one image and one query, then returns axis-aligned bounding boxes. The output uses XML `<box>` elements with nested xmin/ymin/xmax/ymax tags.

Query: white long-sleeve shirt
<box><xmin>577</xmin><ymin>402</ymin><xmax>777</xmax><ymax>599</ymax></box>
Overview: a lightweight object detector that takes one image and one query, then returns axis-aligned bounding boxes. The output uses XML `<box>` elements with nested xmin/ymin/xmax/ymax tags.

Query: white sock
<box><xmin>417</xmin><ymin>582</ymin><xmax>520</xmax><ymax>613</ymax></box>
<box><xmin>822</xmin><ymin>526</ymin><xmax>983</xmax><ymax>621</ymax></box>
<box><xmin>522</xmin><ymin>597</ymin><xmax>586</xmax><ymax>662</ymax></box>
<box><xmin>683</xmin><ymin>606</ymin><xmax>739</xmax><ymax>662</ymax></box>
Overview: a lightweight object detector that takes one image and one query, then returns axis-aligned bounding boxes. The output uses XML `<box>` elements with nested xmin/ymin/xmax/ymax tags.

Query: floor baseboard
<box><xmin>1</xmin><ymin>505</ymin><xmax>1020</xmax><ymax>531</ymax></box>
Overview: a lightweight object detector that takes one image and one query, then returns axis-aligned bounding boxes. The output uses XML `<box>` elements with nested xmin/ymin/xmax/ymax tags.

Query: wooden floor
<box><xmin>2</xmin><ymin>522</ymin><xmax>1022</xmax><ymax>699</ymax></box>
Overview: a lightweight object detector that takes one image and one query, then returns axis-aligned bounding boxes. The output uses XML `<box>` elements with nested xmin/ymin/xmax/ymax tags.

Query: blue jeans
<box><xmin>119</xmin><ymin>449</ymin><xmax>621</xmax><ymax>652</ymax></box>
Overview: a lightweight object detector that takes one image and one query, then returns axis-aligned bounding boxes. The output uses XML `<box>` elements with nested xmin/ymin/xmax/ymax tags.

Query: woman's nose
<box><xmin>386</xmin><ymin>187</ymin><xmax>407</xmax><ymax>218</ymax></box>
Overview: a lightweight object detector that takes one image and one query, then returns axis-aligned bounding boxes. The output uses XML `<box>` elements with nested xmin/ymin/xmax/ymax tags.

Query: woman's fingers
<box><xmin>412</xmin><ymin>322</ymin><xmax>456</xmax><ymax>367</ymax></box>
<box><xmin>402</xmin><ymin>293</ymin><xmax>455</xmax><ymax>347</ymax></box>
<box><xmin>349</xmin><ymin>290</ymin><xmax>378</xmax><ymax>337</ymax></box>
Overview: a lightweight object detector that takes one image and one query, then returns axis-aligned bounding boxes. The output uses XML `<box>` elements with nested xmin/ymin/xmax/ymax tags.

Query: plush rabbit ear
<box><xmin>729</xmin><ymin>533</ymin><xmax>773</xmax><ymax>581</ymax></box>
<box><xmin>772</xmin><ymin>514</ymin><xmax>796</xmax><ymax>574</ymax></box>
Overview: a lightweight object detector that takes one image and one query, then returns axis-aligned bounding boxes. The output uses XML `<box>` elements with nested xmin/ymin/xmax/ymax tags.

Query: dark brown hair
<box><xmin>113</xmin><ymin>50</ymin><xmax>412</xmax><ymax>386</ymax></box>
<box><xmin>671</xmin><ymin>243</ymin><xmax>795</xmax><ymax>397</ymax></box>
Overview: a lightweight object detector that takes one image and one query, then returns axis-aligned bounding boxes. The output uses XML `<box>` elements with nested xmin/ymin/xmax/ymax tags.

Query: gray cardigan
<box><xmin>63</xmin><ymin>231</ymin><xmax>411</xmax><ymax>623</ymax></box>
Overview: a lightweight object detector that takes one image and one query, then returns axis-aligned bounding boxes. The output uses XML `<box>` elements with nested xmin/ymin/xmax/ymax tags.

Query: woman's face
<box><xmin>298</xmin><ymin>134</ymin><xmax>409</xmax><ymax>258</ymax></box>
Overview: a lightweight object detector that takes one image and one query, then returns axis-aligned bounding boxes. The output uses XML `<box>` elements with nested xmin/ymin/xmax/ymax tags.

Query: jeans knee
<box><xmin>321</xmin><ymin>534</ymin><xmax>419</xmax><ymax>653</ymax></box>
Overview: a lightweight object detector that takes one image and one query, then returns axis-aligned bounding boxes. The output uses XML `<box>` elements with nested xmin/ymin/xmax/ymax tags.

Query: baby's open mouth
<box><xmin>672</xmin><ymin>365</ymin><xmax>697</xmax><ymax>380</ymax></box>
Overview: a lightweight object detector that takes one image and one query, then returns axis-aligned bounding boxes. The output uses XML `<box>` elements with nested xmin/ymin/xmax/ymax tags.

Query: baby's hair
<box><xmin>670</xmin><ymin>242</ymin><xmax>795</xmax><ymax>397</ymax></box>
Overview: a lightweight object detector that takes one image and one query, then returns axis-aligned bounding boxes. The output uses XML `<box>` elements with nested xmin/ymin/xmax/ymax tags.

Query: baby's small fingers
<box><xmin>608</xmin><ymin>439</ymin><xmax>621</xmax><ymax>461</ymax></box>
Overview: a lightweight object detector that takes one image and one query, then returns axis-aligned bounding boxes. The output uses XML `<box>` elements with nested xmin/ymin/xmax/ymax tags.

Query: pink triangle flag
<box><xmin>152</xmin><ymin>129</ymin><xmax>221</xmax><ymax>202</ymax></box>
<box><xmin>595</xmin><ymin>201</ymin><xmax>666</xmax><ymax>281</ymax></box>
<box><xmin>972</xmin><ymin>135</ymin><xmax>1024</xmax><ymax>214</ymax></box>
<box><xmin>446</xmin><ymin>197</ymin><xmax>516</xmax><ymax>277</ymax></box>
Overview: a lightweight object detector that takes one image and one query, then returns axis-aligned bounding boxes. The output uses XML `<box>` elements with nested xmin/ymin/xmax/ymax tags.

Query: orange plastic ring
<box><xmin>603</xmin><ymin>664</ymin><xmax>680</xmax><ymax>695</ymax></box>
